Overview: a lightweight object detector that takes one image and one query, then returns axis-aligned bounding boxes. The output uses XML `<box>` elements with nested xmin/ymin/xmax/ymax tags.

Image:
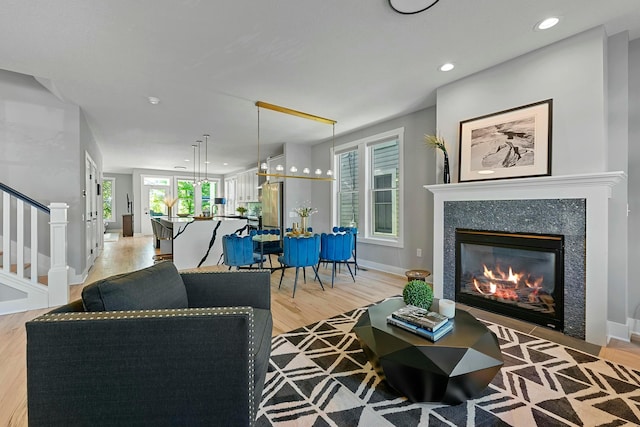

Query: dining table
<box><xmin>251</xmin><ymin>233</ymin><xmax>283</xmax><ymax>271</ymax></box>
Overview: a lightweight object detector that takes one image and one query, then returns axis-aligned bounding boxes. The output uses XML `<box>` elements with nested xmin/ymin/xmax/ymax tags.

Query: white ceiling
<box><xmin>1</xmin><ymin>0</ymin><xmax>639</xmax><ymax>174</ymax></box>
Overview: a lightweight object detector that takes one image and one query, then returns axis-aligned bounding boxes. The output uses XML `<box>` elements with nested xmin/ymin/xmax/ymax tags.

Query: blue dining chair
<box><xmin>278</xmin><ymin>234</ymin><xmax>324</xmax><ymax>297</ymax></box>
<box><xmin>320</xmin><ymin>232</ymin><xmax>356</xmax><ymax>287</ymax></box>
<box><xmin>332</xmin><ymin>226</ymin><xmax>359</xmax><ymax>275</ymax></box>
<box><xmin>222</xmin><ymin>234</ymin><xmax>264</xmax><ymax>270</ymax></box>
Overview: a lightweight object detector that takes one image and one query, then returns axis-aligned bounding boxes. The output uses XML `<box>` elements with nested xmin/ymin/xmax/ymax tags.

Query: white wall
<box><xmin>435</xmin><ymin>27</ymin><xmax>632</xmax><ymax>326</ymax></box>
<box><xmin>607</xmin><ymin>31</ymin><xmax>630</xmax><ymax>325</ymax></box>
<box><xmin>283</xmin><ymin>143</ymin><xmax>313</xmax><ymax>229</ymax></box>
<box><xmin>311</xmin><ymin>107</ymin><xmax>436</xmax><ymax>275</ymax></box>
<box><xmin>629</xmin><ymin>38</ymin><xmax>640</xmax><ymax>327</ymax></box>
<box><xmin>437</xmin><ymin>27</ymin><xmax>608</xmax><ymax>180</ymax></box>
<box><xmin>0</xmin><ymin>69</ymin><xmax>99</xmax><ymax>281</ymax></box>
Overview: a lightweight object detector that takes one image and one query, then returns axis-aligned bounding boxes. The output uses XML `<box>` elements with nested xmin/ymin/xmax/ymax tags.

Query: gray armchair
<box><xmin>26</xmin><ymin>262</ymin><xmax>272</xmax><ymax>427</ymax></box>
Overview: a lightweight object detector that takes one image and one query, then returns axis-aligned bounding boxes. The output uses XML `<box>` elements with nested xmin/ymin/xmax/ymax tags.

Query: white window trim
<box><xmin>332</xmin><ymin>127</ymin><xmax>404</xmax><ymax>248</ymax></box>
<box><xmin>103</xmin><ymin>177</ymin><xmax>116</xmax><ymax>223</ymax></box>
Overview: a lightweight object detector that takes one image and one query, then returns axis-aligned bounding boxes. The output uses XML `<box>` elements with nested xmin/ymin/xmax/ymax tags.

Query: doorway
<box><xmin>141</xmin><ymin>176</ymin><xmax>172</xmax><ymax>236</ymax></box>
<box><xmin>85</xmin><ymin>153</ymin><xmax>98</xmax><ymax>268</ymax></box>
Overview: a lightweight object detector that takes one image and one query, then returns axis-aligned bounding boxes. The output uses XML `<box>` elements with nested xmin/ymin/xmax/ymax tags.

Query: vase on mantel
<box><xmin>443</xmin><ymin>152</ymin><xmax>451</xmax><ymax>184</ymax></box>
<box><xmin>300</xmin><ymin>216</ymin><xmax>308</xmax><ymax>233</ymax></box>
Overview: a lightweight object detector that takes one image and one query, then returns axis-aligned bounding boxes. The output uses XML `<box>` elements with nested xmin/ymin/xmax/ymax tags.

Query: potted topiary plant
<box><xmin>403</xmin><ymin>280</ymin><xmax>434</xmax><ymax>310</ymax></box>
<box><xmin>236</xmin><ymin>206</ymin><xmax>247</xmax><ymax>217</ymax></box>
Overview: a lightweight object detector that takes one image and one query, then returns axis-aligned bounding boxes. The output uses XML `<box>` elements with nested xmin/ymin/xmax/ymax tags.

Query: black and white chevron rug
<box><xmin>256</xmin><ymin>304</ymin><xmax>640</xmax><ymax>426</ymax></box>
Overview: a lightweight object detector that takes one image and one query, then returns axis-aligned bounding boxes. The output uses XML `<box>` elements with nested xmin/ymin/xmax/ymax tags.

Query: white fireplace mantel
<box><xmin>424</xmin><ymin>171</ymin><xmax>626</xmax><ymax>346</ymax></box>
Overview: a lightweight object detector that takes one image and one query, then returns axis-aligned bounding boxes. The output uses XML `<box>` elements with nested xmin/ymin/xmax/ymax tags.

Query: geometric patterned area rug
<box><xmin>256</xmin><ymin>302</ymin><xmax>640</xmax><ymax>426</ymax></box>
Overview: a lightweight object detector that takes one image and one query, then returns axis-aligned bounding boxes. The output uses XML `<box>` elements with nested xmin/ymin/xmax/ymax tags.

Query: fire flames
<box><xmin>472</xmin><ymin>264</ymin><xmax>544</xmax><ymax>301</ymax></box>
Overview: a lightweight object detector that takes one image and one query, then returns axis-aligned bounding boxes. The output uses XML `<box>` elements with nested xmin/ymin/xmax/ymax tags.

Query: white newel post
<box><xmin>48</xmin><ymin>203</ymin><xmax>69</xmax><ymax>306</ymax></box>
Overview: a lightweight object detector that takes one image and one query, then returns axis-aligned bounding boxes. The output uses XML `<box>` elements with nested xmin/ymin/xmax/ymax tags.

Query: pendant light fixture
<box><xmin>202</xmin><ymin>134</ymin><xmax>210</xmax><ymax>184</ymax></box>
<box><xmin>192</xmin><ymin>144</ymin><xmax>198</xmax><ymax>184</ymax></box>
<box><xmin>256</xmin><ymin>100</ymin><xmax>336</xmax><ymax>182</ymax></box>
<box><xmin>196</xmin><ymin>139</ymin><xmax>202</xmax><ymax>186</ymax></box>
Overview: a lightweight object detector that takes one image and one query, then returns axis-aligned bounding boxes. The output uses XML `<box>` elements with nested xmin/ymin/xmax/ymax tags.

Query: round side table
<box><xmin>405</xmin><ymin>269</ymin><xmax>431</xmax><ymax>282</ymax></box>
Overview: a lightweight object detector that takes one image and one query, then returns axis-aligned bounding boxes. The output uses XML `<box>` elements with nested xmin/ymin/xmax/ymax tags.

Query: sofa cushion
<box><xmin>82</xmin><ymin>262</ymin><xmax>189</xmax><ymax>311</ymax></box>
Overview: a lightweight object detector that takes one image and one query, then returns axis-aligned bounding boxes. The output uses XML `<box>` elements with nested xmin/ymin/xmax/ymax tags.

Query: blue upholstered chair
<box><xmin>222</xmin><ymin>234</ymin><xmax>264</xmax><ymax>270</ymax></box>
<box><xmin>320</xmin><ymin>232</ymin><xmax>356</xmax><ymax>287</ymax></box>
<box><xmin>277</xmin><ymin>234</ymin><xmax>324</xmax><ymax>297</ymax></box>
<box><xmin>332</xmin><ymin>226</ymin><xmax>359</xmax><ymax>275</ymax></box>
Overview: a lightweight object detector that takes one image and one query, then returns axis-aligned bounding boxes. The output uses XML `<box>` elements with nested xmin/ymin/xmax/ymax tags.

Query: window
<box><xmin>102</xmin><ymin>177</ymin><xmax>115</xmax><ymax>222</ymax></box>
<box><xmin>370</xmin><ymin>141</ymin><xmax>399</xmax><ymax>237</ymax></box>
<box><xmin>175</xmin><ymin>179</ymin><xmax>219</xmax><ymax>216</ymax></box>
<box><xmin>333</xmin><ymin>128</ymin><xmax>403</xmax><ymax>247</ymax></box>
<box><xmin>177</xmin><ymin>179</ymin><xmax>195</xmax><ymax>215</ymax></box>
<box><xmin>337</xmin><ymin>150</ymin><xmax>359</xmax><ymax>228</ymax></box>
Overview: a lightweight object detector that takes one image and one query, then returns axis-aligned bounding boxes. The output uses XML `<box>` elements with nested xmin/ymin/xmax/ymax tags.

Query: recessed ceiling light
<box><xmin>223</xmin><ymin>162</ymin><xmax>228</xmax><ymax>166</ymax></box>
<box><xmin>148</xmin><ymin>96</ymin><xmax>160</xmax><ymax>105</ymax></box>
<box><xmin>535</xmin><ymin>17</ymin><xmax>560</xmax><ymax>31</ymax></box>
<box><xmin>184</xmin><ymin>159</ymin><xmax>190</xmax><ymax>162</ymax></box>
<box><xmin>440</xmin><ymin>63</ymin><xmax>455</xmax><ymax>72</ymax></box>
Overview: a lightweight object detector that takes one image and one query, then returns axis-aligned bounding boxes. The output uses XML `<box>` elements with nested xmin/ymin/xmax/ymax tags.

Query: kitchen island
<box><xmin>170</xmin><ymin>217</ymin><xmax>249</xmax><ymax>270</ymax></box>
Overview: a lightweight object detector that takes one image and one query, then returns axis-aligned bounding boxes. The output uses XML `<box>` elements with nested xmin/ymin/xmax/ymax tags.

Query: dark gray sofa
<box><xmin>26</xmin><ymin>262</ymin><xmax>272</xmax><ymax>427</ymax></box>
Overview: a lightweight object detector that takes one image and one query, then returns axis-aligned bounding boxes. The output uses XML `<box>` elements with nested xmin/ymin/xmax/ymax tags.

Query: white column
<box><xmin>48</xmin><ymin>203</ymin><xmax>69</xmax><ymax>306</ymax></box>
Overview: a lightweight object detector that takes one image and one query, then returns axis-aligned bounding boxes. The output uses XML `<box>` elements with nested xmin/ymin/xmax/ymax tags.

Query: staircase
<box><xmin>0</xmin><ymin>182</ymin><xmax>68</xmax><ymax>315</ymax></box>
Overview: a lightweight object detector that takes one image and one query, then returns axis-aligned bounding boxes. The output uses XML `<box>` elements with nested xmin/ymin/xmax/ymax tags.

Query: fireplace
<box><xmin>455</xmin><ymin>229</ymin><xmax>564</xmax><ymax>331</ymax></box>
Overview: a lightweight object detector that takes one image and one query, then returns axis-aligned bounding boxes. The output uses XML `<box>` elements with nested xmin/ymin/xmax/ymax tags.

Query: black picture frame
<box><xmin>458</xmin><ymin>99</ymin><xmax>552</xmax><ymax>182</ymax></box>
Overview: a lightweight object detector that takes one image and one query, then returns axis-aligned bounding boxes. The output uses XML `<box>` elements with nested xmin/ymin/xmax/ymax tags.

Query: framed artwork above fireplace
<box><xmin>458</xmin><ymin>99</ymin><xmax>552</xmax><ymax>182</ymax></box>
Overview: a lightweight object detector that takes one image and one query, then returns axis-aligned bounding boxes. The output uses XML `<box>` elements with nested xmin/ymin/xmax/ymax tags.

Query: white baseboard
<box><xmin>628</xmin><ymin>317</ymin><xmax>640</xmax><ymax>336</ymax></box>
<box><xmin>607</xmin><ymin>319</ymin><xmax>631</xmax><ymax>343</ymax></box>
<box><xmin>68</xmin><ymin>266</ymin><xmax>87</xmax><ymax>286</ymax></box>
<box><xmin>357</xmin><ymin>259</ymin><xmax>411</xmax><ymax>278</ymax></box>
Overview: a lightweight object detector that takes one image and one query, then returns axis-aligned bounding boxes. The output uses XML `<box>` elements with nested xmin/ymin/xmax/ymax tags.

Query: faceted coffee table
<box><xmin>352</xmin><ymin>297</ymin><xmax>503</xmax><ymax>404</ymax></box>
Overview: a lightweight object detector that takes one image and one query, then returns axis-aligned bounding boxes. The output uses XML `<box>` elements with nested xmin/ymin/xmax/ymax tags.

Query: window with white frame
<box><xmin>337</xmin><ymin>150</ymin><xmax>359</xmax><ymax>228</ymax></box>
<box><xmin>333</xmin><ymin>128</ymin><xmax>403</xmax><ymax>247</ymax></box>
<box><xmin>102</xmin><ymin>177</ymin><xmax>115</xmax><ymax>222</ymax></box>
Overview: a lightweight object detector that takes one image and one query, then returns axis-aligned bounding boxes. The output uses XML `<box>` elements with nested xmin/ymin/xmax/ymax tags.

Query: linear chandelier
<box><xmin>256</xmin><ymin>101</ymin><xmax>336</xmax><ymax>182</ymax></box>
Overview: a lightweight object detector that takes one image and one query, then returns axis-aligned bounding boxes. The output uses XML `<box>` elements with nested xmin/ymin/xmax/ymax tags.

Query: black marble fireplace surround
<box><xmin>443</xmin><ymin>199</ymin><xmax>586</xmax><ymax>339</ymax></box>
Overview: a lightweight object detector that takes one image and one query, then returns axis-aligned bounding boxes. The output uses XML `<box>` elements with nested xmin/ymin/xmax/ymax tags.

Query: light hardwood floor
<box><xmin>1</xmin><ymin>233</ymin><xmax>638</xmax><ymax>426</ymax></box>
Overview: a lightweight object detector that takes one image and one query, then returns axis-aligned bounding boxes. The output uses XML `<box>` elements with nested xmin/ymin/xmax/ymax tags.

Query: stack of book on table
<box><xmin>386</xmin><ymin>305</ymin><xmax>453</xmax><ymax>342</ymax></box>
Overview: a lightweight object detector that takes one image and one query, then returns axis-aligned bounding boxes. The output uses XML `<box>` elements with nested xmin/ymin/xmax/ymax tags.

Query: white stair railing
<box><xmin>0</xmin><ymin>182</ymin><xmax>69</xmax><ymax>313</ymax></box>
